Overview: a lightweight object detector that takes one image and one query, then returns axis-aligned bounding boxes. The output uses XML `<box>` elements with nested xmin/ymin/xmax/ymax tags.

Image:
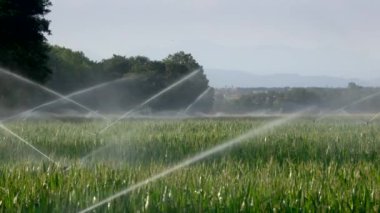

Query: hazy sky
<box><xmin>47</xmin><ymin>0</ymin><xmax>380</xmax><ymax>79</ymax></box>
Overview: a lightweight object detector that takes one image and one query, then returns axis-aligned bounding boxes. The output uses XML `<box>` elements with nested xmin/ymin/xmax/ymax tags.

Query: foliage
<box><xmin>216</xmin><ymin>86</ymin><xmax>380</xmax><ymax>113</ymax></box>
<box><xmin>46</xmin><ymin>47</ymin><xmax>212</xmax><ymax>112</ymax></box>
<box><xmin>46</xmin><ymin>46</ymin><xmax>99</xmax><ymax>93</ymax></box>
<box><xmin>0</xmin><ymin>0</ymin><xmax>52</xmax><ymax>83</ymax></box>
<box><xmin>163</xmin><ymin>51</ymin><xmax>201</xmax><ymax>71</ymax></box>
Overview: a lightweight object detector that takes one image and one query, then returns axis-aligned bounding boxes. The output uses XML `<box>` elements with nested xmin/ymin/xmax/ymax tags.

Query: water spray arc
<box><xmin>0</xmin><ymin>123</ymin><xmax>57</xmax><ymax>165</ymax></box>
<box><xmin>1</xmin><ymin>75</ymin><xmax>135</xmax><ymax>123</ymax></box>
<box><xmin>79</xmin><ymin>109</ymin><xmax>309</xmax><ymax>213</ymax></box>
<box><xmin>316</xmin><ymin>90</ymin><xmax>380</xmax><ymax>122</ymax></box>
<box><xmin>0</xmin><ymin>68</ymin><xmax>107</xmax><ymax>120</ymax></box>
<box><xmin>368</xmin><ymin>112</ymin><xmax>380</xmax><ymax>123</ymax></box>
<box><xmin>0</xmin><ymin>71</ymin><xmax>141</xmax><ymax>166</ymax></box>
<box><xmin>184</xmin><ymin>87</ymin><xmax>212</xmax><ymax>114</ymax></box>
<box><xmin>98</xmin><ymin>70</ymin><xmax>201</xmax><ymax>134</ymax></box>
<box><xmin>75</xmin><ymin>83</ymin><xmax>380</xmax><ymax>212</ymax></box>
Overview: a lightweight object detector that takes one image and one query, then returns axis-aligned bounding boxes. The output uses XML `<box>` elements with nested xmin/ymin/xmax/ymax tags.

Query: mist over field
<box><xmin>1</xmin><ymin>0</ymin><xmax>380</xmax><ymax>212</ymax></box>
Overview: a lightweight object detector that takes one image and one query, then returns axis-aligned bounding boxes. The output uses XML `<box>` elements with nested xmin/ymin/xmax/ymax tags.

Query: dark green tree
<box><xmin>163</xmin><ymin>51</ymin><xmax>201</xmax><ymax>71</ymax></box>
<box><xmin>149</xmin><ymin>51</ymin><xmax>212</xmax><ymax>111</ymax></box>
<box><xmin>47</xmin><ymin>46</ymin><xmax>98</xmax><ymax>93</ymax></box>
<box><xmin>0</xmin><ymin>0</ymin><xmax>52</xmax><ymax>83</ymax></box>
<box><xmin>99</xmin><ymin>55</ymin><xmax>132</xmax><ymax>79</ymax></box>
<box><xmin>44</xmin><ymin>48</ymin><xmax>214</xmax><ymax>113</ymax></box>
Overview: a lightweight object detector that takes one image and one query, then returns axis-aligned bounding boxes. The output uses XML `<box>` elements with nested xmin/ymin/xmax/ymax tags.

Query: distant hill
<box><xmin>205</xmin><ymin>69</ymin><xmax>379</xmax><ymax>88</ymax></box>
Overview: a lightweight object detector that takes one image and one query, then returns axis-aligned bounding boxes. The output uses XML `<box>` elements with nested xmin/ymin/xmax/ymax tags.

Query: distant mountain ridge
<box><xmin>205</xmin><ymin>69</ymin><xmax>380</xmax><ymax>88</ymax></box>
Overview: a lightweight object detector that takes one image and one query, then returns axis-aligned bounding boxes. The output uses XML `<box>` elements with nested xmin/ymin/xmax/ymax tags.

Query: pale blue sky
<box><xmin>47</xmin><ymin>0</ymin><xmax>380</xmax><ymax>79</ymax></box>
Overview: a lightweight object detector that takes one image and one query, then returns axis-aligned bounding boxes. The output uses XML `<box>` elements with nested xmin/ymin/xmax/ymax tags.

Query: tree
<box><xmin>45</xmin><ymin>48</ymin><xmax>214</xmax><ymax>113</ymax></box>
<box><xmin>0</xmin><ymin>0</ymin><xmax>52</xmax><ymax>83</ymax></box>
<box><xmin>47</xmin><ymin>46</ymin><xmax>98</xmax><ymax>93</ymax></box>
<box><xmin>348</xmin><ymin>82</ymin><xmax>362</xmax><ymax>89</ymax></box>
<box><xmin>150</xmin><ymin>51</ymin><xmax>211</xmax><ymax>111</ymax></box>
<box><xmin>163</xmin><ymin>51</ymin><xmax>201</xmax><ymax>71</ymax></box>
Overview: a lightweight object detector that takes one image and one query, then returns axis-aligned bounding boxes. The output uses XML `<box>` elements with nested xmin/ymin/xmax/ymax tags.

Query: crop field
<box><xmin>0</xmin><ymin>116</ymin><xmax>380</xmax><ymax>212</ymax></box>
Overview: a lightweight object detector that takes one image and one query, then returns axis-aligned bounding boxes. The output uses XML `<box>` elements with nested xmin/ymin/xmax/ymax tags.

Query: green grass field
<box><xmin>0</xmin><ymin>116</ymin><xmax>379</xmax><ymax>212</ymax></box>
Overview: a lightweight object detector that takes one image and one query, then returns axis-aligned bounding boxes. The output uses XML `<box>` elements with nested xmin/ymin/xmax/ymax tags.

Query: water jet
<box><xmin>79</xmin><ymin>108</ymin><xmax>310</xmax><ymax>213</ymax></box>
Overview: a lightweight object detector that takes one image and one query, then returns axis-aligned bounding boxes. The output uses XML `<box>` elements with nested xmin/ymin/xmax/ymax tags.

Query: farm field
<box><xmin>0</xmin><ymin>116</ymin><xmax>380</xmax><ymax>212</ymax></box>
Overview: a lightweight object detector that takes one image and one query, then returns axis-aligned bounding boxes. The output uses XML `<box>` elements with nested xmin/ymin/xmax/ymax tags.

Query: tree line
<box><xmin>0</xmin><ymin>0</ymin><xmax>213</xmax><ymax>115</ymax></box>
<box><xmin>214</xmin><ymin>85</ymin><xmax>380</xmax><ymax>113</ymax></box>
<box><xmin>46</xmin><ymin>47</ymin><xmax>213</xmax><ymax>113</ymax></box>
<box><xmin>0</xmin><ymin>45</ymin><xmax>213</xmax><ymax>114</ymax></box>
